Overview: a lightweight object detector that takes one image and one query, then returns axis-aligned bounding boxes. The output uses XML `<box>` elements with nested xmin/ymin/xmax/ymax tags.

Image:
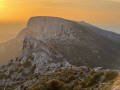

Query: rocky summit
<box><xmin>0</xmin><ymin>17</ymin><xmax>120</xmax><ymax>68</ymax></box>
<box><xmin>0</xmin><ymin>17</ymin><xmax>120</xmax><ymax>89</ymax></box>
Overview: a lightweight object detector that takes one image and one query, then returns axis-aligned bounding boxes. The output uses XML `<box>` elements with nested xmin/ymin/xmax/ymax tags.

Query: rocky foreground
<box><xmin>0</xmin><ymin>36</ymin><xmax>119</xmax><ymax>90</ymax></box>
<box><xmin>0</xmin><ymin>63</ymin><xmax>119</xmax><ymax>90</ymax></box>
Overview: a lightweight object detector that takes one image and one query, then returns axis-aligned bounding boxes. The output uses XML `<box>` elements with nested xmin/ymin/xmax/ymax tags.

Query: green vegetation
<box><xmin>25</xmin><ymin>79</ymin><xmax>67</xmax><ymax>90</ymax></box>
<box><xmin>18</xmin><ymin>63</ymin><xmax>22</xmax><ymax>67</ymax></box>
<box><xmin>46</xmin><ymin>79</ymin><xmax>67</xmax><ymax>90</ymax></box>
<box><xmin>0</xmin><ymin>73</ymin><xmax>5</xmax><ymax>79</ymax></box>
<box><xmin>102</xmin><ymin>71</ymin><xmax>118</xmax><ymax>82</ymax></box>
<box><xmin>8</xmin><ymin>68</ymin><xmax>118</xmax><ymax>90</ymax></box>
<box><xmin>27</xmin><ymin>56</ymin><xmax>34</xmax><ymax>61</ymax></box>
<box><xmin>23</xmin><ymin>61</ymin><xmax>31</xmax><ymax>68</ymax></box>
<box><xmin>9</xmin><ymin>69</ymin><xmax>15</xmax><ymax>75</ymax></box>
<box><xmin>19</xmin><ymin>68</ymin><xmax>23</xmax><ymax>73</ymax></box>
<box><xmin>31</xmin><ymin>64</ymin><xmax>36</xmax><ymax>73</ymax></box>
<box><xmin>5</xmin><ymin>74</ymin><xmax>11</xmax><ymax>79</ymax></box>
<box><xmin>73</xmin><ymin>85</ymin><xmax>83</xmax><ymax>90</ymax></box>
<box><xmin>84</xmin><ymin>72</ymin><xmax>103</xmax><ymax>87</ymax></box>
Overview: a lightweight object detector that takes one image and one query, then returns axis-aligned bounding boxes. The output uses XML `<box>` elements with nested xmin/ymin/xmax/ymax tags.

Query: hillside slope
<box><xmin>0</xmin><ymin>34</ymin><xmax>119</xmax><ymax>89</ymax></box>
<box><xmin>0</xmin><ymin>16</ymin><xmax>120</xmax><ymax>68</ymax></box>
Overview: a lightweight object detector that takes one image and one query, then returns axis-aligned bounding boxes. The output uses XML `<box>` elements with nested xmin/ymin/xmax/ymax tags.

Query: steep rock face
<box><xmin>26</xmin><ymin>17</ymin><xmax>120</xmax><ymax>69</ymax></box>
<box><xmin>0</xmin><ymin>36</ymin><xmax>71</xmax><ymax>89</ymax></box>
<box><xmin>0</xmin><ymin>17</ymin><xmax>81</xmax><ymax>64</ymax></box>
<box><xmin>0</xmin><ymin>34</ymin><xmax>120</xmax><ymax>89</ymax></box>
<box><xmin>0</xmin><ymin>16</ymin><xmax>120</xmax><ymax>69</ymax></box>
<box><xmin>27</xmin><ymin>17</ymin><xmax>80</xmax><ymax>39</ymax></box>
<box><xmin>20</xmin><ymin>35</ymin><xmax>70</xmax><ymax>74</ymax></box>
<box><xmin>79</xmin><ymin>21</ymin><xmax>120</xmax><ymax>45</ymax></box>
<box><xmin>0</xmin><ymin>36</ymin><xmax>119</xmax><ymax>90</ymax></box>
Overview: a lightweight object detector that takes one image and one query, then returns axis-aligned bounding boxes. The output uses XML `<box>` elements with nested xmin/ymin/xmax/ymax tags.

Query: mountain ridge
<box><xmin>0</xmin><ymin>16</ymin><xmax>120</xmax><ymax>68</ymax></box>
<box><xmin>0</xmin><ymin>35</ymin><xmax>119</xmax><ymax>89</ymax></box>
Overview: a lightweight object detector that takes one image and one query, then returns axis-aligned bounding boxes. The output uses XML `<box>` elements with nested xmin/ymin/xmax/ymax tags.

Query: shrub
<box><xmin>79</xmin><ymin>71</ymin><xmax>83</xmax><ymax>75</ymax></box>
<box><xmin>18</xmin><ymin>63</ymin><xmax>22</xmax><ymax>67</ymax></box>
<box><xmin>70</xmin><ymin>80</ymin><xmax>82</xmax><ymax>89</ymax></box>
<box><xmin>27</xmin><ymin>85</ymin><xmax>46</xmax><ymax>90</ymax></box>
<box><xmin>62</xmin><ymin>69</ymin><xmax>77</xmax><ymax>78</ymax></box>
<box><xmin>79</xmin><ymin>81</ymin><xmax>86</xmax><ymax>88</ymax></box>
<box><xmin>16</xmin><ymin>77</ymin><xmax>21</xmax><ymax>81</ymax></box>
<box><xmin>14</xmin><ymin>68</ymin><xmax>19</xmax><ymax>72</ymax></box>
<box><xmin>46</xmin><ymin>79</ymin><xmax>67</xmax><ymax>90</ymax></box>
<box><xmin>9</xmin><ymin>70</ymin><xmax>14</xmax><ymax>75</ymax></box>
<box><xmin>0</xmin><ymin>73</ymin><xmax>5</xmax><ymax>79</ymax></box>
<box><xmin>26</xmin><ymin>79</ymin><xmax>48</xmax><ymax>90</ymax></box>
<box><xmin>23</xmin><ymin>61</ymin><xmax>31</xmax><ymax>68</ymax></box>
<box><xmin>31</xmin><ymin>64</ymin><xmax>36</xmax><ymax>73</ymax></box>
<box><xmin>16</xmin><ymin>57</ymin><xmax>19</xmax><ymax>61</ymax></box>
<box><xmin>66</xmin><ymin>75</ymin><xmax>75</xmax><ymax>83</ymax></box>
<box><xmin>87</xmin><ymin>72</ymin><xmax>103</xmax><ymax>87</ymax></box>
<box><xmin>82</xmin><ymin>72</ymin><xmax>103</xmax><ymax>87</ymax></box>
<box><xmin>73</xmin><ymin>85</ymin><xmax>83</xmax><ymax>90</ymax></box>
<box><xmin>5</xmin><ymin>74</ymin><xmax>11</xmax><ymax>79</ymax></box>
<box><xmin>102</xmin><ymin>71</ymin><xmax>118</xmax><ymax>82</ymax></box>
<box><xmin>18</xmin><ymin>58</ymin><xmax>22</xmax><ymax>62</ymax></box>
<box><xmin>1</xmin><ymin>65</ymin><xmax>5</xmax><ymax>68</ymax></box>
<box><xmin>22</xmin><ymin>72</ymin><xmax>28</xmax><ymax>76</ymax></box>
<box><xmin>19</xmin><ymin>68</ymin><xmax>23</xmax><ymax>73</ymax></box>
<box><xmin>27</xmin><ymin>56</ymin><xmax>34</xmax><ymax>61</ymax></box>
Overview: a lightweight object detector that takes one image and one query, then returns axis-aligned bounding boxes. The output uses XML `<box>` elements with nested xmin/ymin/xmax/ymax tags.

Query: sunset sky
<box><xmin>0</xmin><ymin>0</ymin><xmax>120</xmax><ymax>42</ymax></box>
<box><xmin>0</xmin><ymin>0</ymin><xmax>120</xmax><ymax>23</ymax></box>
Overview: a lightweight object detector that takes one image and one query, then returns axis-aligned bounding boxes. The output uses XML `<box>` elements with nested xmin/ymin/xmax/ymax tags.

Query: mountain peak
<box><xmin>26</xmin><ymin>16</ymin><xmax>81</xmax><ymax>40</ymax></box>
<box><xmin>27</xmin><ymin>16</ymin><xmax>70</xmax><ymax>28</ymax></box>
<box><xmin>28</xmin><ymin>16</ymin><xmax>68</xmax><ymax>23</ymax></box>
<box><xmin>0</xmin><ymin>16</ymin><xmax>120</xmax><ymax>89</ymax></box>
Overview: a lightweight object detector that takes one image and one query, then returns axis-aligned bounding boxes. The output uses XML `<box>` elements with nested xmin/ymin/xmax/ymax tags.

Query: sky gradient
<box><xmin>0</xmin><ymin>0</ymin><xmax>120</xmax><ymax>23</ymax></box>
<box><xmin>0</xmin><ymin>0</ymin><xmax>120</xmax><ymax>42</ymax></box>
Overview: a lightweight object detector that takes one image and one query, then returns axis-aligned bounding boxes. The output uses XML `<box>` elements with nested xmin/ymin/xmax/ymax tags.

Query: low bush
<box><xmin>5</xmin><ymin>74</ymin><xmax>11</xmax><ymax>79</ymax></box>
<box><xmin>73</xmin><ymin>85</ymin><xmax>83</xmax><ymax>90</ymax></box>
<box><xmin>83</xmin><ymin>72</ymin><xmax>103</xmax><ymax>87</ymax></box>
<box><xmin>26</xmin><ymin>79</ymin><xmax>48</xmax><ymax>90</ymax></box>
<box><xmin>9</xmin><ymin>70</ymin><xmax>14</xmax><ymax>75</ymax></box>
<box><xmin>32</xmin><ymin>85</ymin><xmax>46</xmax><ymax>90</ymax></box>
<box><xmin>46</xmin><ymin>79</ymin><xmax>67</xmax><ymax>90</ymax></box>
<box><xmin>102</xmin><ymin>71</ymin><xmax>118</xmax><ymax>82</ymax></box>
<box><xmin>23</xmin><ymin>61</ymin><xmax>31</xmax><ymax>68</ymax></box>
<box><xmin>66</xmin><ymin>75</ymin><xmax>75</xmax><ymax>83</ymax></box>
<box><xmin>19</xmin><ymin>68</ymin><xmax>23</xmax><ymax>73</ymax></box>
<box><xmin>0</xmin><ymin>73</ymin><xmax>5</xmax><ymax>79</ymax></box>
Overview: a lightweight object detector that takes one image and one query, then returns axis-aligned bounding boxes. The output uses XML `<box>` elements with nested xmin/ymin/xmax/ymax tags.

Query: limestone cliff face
<box><xmin>0</xmin><ymin>16</ymin><xmax>120</xmax><ymax>68</ymax></box>
<box><xmin>0</xmin><ymin>35</ymin><xmax>71</xmax><ymax>89</ymax></box>
<box><xmin>0</xmin><ymin>35</ymin><xmax>119</xmax><ymax>90</ymax></box>
<box><xmin>0</xmin><ymin>16</ymin><xmax>120</xmax><ymax>89</ymax></box>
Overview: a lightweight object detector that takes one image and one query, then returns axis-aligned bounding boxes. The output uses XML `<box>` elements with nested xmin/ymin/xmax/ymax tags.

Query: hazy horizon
<box><xmin>0</xmin><ymin>0</ymin><xmax>120</xmax><ymax>23</ymax></box>
<box><xmin>0</xmin><ymin>0</ymin><xmax>120</xmax><ymax>43</ymax></box>
<box><xmin>0</xmin><ymin>20</ymin><xmax>119</xmax><ymax>43</ymax></box>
